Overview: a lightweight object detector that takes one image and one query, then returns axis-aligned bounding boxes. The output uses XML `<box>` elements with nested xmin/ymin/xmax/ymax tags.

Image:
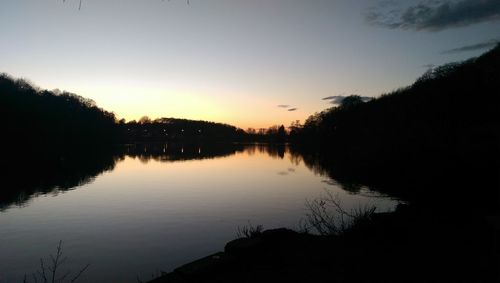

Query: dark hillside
<box><xmin>291</xmin><ymin>45</ymin><xmax>500</xmax><ymax>207</ymax></box>
<box><xmin>0</xmin><ymin>74</ymin><xmax>248</xmax><ymax>146</ymax></box>
<box><xmin>0</xmin><ymin>74</ymin><xmax>118</xmax><ymax>147</ymax></box>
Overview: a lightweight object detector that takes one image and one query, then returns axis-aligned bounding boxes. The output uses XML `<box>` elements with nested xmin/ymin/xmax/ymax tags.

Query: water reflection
<box><xmin>0</xmin><ymin>143</ymin><xmax>398</xmax><ymax>283</ymax></box>
<box><xmin>242</xmin><ymin>144</ymin><xmax>286</xmax><ymax>159</ymax></box>
<box><xmin>288</xmin><ymin>147</ymin><xmax>392</xmax><ymax>197</ymax></box>
<box><xmin>1</xmin><ymin>148</ymin><xmax>121</xmax><ymax>211</ymax></box>
<box><xmin>1</xmin><ymin>143</ymin><xmax>249</xmax><ymax>211</ymax></box>
<box><xmin>125</xmin><ymin>143</ymin><xmax>245</xmax><ymax>163</ymax></box>
<box><xmin>1</xmin><ymin>144</ymin><xmax>398</xmax><ymax>212</ymax></box>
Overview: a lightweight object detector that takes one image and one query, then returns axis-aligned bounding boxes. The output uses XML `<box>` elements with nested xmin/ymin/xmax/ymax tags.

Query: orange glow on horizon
<box><xmin>72</xmin><ymin>85</ymin><xmax>316</xmax><ymax>131</ymax></box>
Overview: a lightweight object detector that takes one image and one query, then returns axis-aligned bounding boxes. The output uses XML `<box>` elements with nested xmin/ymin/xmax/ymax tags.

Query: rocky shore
<box><xmin>148</xmin><ymin>205</ymin><xmax>498</xmax><ymax>283</ymax></box>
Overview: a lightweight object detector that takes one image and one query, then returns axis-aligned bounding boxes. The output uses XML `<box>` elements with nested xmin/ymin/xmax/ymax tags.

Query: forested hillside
<box><xmin>0</xmin><ymin>74</ymin><xmax>118</xmax><ymax>146</ymax></box>
<box><xmin>291</xmin><ymin>45</ymin><xmax>499</xmax><ymax>205</ymax></box>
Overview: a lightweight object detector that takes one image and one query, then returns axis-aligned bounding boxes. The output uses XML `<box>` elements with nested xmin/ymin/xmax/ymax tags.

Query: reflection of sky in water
<box><xmin>0</xmin><ymin>146</ymin><xmax>398</xmax><ymax>283</ymax></box>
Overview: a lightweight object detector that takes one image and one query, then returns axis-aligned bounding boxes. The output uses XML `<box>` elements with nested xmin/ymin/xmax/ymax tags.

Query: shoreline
<box><xmin>147</xmin><ymin>205</ymin><xmax>498</xmax><ymax>282</ymax></box>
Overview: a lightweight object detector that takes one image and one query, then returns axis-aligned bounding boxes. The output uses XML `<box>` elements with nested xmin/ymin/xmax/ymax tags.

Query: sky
<box><xmin>1</xmin><ymin>0</ymin><xmax>499</xmax><ymax>129</ymax></box>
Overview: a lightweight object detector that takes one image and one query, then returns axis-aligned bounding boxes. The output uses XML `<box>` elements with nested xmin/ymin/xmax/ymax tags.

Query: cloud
<box><xmin>323</xmin><ymin>95</ymin><xmax>373</xmax><ymax>105</ymax></box>
<box><xmin>366</xmin><ymin>0</ymin><xmax>500</xmax><ymax>31</ymax></box>
<box><xmin>441</xmin><ymin>39</ymin><xmax>500</xmax><ymax>54</ymax></box>
<box><xmin>322</xmin><ymin>95</ymin><xmax>346</xmax><ymax>104</ymax></box>
<box><xmin>277</xmin><ymin>104</ymin><xmax>297</xmax><ymax>111</ymax></box>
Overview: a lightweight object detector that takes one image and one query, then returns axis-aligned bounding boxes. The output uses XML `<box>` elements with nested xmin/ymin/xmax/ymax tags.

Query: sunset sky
<box><xmin>1</xmin><ymin>0</ymin><xmax>499</xmax><ymax>129</ymax></box>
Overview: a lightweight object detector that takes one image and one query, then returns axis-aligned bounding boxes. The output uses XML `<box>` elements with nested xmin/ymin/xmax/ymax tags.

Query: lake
<box><xmin>0</xmin><ymin>144</ymin><xmax>398</xmax><ymax>283</ymax></box>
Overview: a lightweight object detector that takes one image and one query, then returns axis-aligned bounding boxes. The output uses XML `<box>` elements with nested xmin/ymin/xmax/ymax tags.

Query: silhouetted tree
<box><xmin>139</xmin><ymin>115</ymin><xmax>152</xmax><ymax>124</ymax></box>
<box><xmin>119</xmin><ymin>117</ymin><xmax>247</xmax><ymax>143</ymax></box>
<box><xmin>339</xmin><ymin>95</ymin><xmax>365</xmax><ymax>109</ymax></box>
<box><xmin>0</xmin><ymin>73</ymin><xmax>119</xmax><ymax>147</ymax></box>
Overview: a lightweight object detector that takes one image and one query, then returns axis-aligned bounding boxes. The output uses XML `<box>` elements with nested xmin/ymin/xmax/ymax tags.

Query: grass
<box><xmin>236</xmin><ymin>222</ymin><xmax>264</xmax><ymax>239</ymax></box>
<box><xmin>303</xmin><ymin>190</ymin><xmax>376</xmax><ymax>236</ymax></box>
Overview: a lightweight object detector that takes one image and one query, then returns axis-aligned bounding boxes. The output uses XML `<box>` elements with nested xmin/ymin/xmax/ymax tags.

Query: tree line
<box><xmin>290</xmin><ymin>44</ymin><xmax>499</xmax><ymax>166</ymax></box>
<box><xmin>0</xmin><ymin>73</ymin><xmax>292</xmax><ymax>146</ymax></box>
<box><xmin>0</xmin><ymin>74</ymin><xmax>118</xmax><ymax>147</ymax></box>
<box><xmin>288</xmin><ymin>44</ymin><xmax>499</xmax><ymax>208</ymax></box>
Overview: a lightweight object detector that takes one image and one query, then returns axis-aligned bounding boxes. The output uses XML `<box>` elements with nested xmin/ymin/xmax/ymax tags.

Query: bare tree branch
<box><xmin>26</xmin><ymin>241</ymin><xmax>90</xmax><ymax>283</ymax></box>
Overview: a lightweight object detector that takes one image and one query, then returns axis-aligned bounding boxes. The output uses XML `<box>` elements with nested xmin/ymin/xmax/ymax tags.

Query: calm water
<box><xmin>0</xmin><ymin>144</ymin><xmax>398</xmax><ymax>283</ymax></box>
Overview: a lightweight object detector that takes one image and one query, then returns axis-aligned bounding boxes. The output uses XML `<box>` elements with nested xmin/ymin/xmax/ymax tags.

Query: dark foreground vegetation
<box><xmin>148</xmin><ymin>206</ymin><xmax>496</xmax><ymax>283</ymax></box>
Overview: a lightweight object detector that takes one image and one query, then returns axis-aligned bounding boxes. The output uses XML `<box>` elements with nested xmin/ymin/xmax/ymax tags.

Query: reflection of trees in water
<box><xmin>289</xmin><ymin>149</ymin><xmax>324</xmax><ymax>176</ymax></box>
<box><xmin>0</xmin><ymin>143</ymin><xmax>245</xmax><ymax>210</ymax></box>
<box><xmin>126</xmin><ymin>143</ymin><xmax>290</xmax><ymax>165</ymax></box>
<box><xmin>1</xmin><ymin>147</ymin><xmax>122</xmax><ymax>211</ymax></box>
<box><xmin>251</xmin><ymin>144</ymin><xmax>286</xmax><ymax>159</ymax></box>
<box><xmin>0</xmin><ymin>143</ymin><xmax>377</xmax><ymax>212</ymax></box>
<box><xmin>245</xmin><ymin>145</ymin><xmax>256</xmax><ymax>156</ymax></box>
<box><xmin>287</xmin><ymin>151</ymin><xmax>303</xmax><ymax>167</ymax></box>
<box><xmin>124</xmin><ymin>143</ymin><xmax>246</xmax><ymax>163</ymax></box>
<box><xmin>288</xmin><ymin>147</ymin><xmax>373</xmax><ymax>195</ymax></box>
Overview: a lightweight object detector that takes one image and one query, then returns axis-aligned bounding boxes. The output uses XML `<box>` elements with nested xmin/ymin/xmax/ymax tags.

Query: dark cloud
<box><xmin>322</xmin><ymin>95</ymin><xmax>346</xmax><ymax>104</ymax></box>
<box><xmin>441</xmin><ymin>39</ymin><xmax>500</xmax><ymax>54</ymax></box>
<box><xmin>322</xmin><ymin>95</ymin><xmax>373</xmax><ymax>105</ymax></box>
<box><xmin>322</xmin><ymin>95</ymin><xmax>343</xmax><ymax>100</ymax></box>
<box><xmin>277</xmin><ymin>104</ymin><xmax>297</xmax><ymax>111</ymax></box>
<box><xmin>366</xmin><ymin>0</ymin><xmax>500</xmax><ymax>31</ymax></box>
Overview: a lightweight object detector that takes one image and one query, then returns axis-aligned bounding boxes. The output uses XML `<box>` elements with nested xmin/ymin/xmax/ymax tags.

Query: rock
<box><xmin>224</xmin><ymin>236</ymin><xmax>263</xmax><ymax>256</ymax></box>
<box><xmin>173</xmin><ymin>252</ymin><xmax>229</xmax><ymax>276</ymax></box>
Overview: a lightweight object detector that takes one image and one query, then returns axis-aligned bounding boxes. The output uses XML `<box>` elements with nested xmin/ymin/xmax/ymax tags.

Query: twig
<box><xmin>49</xmin><ymin>240</ymin><xmax>64</xmax><ymax>283</ymax></box>
<box><xmin>70</xmin><ymin>264</ymin><xmax>90</xmax><ymax>283</ymax></box>
<box><xmin>26</xmin><ymin>241</ymin><xmax>90</xmax><ymax>283</ymax></box>
<box><xmin>56</xmin><ymin>270</ymin><xmax>71</xmax><ymax>283</ymax></box>
<box><xmin>39</xmin><ymin>259</ymin><xmax>48</xmax><ymax>283</ymax></box>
